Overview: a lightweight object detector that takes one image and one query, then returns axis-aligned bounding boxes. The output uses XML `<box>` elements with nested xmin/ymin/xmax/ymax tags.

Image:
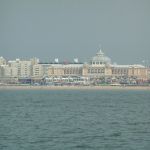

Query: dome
<box><xmin>91</xmin><ymin>49</ymin><xmax>111</xmax><ymax>65</ymax></box>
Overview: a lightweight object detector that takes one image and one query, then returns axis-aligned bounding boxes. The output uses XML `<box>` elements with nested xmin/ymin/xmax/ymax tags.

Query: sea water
<box><xmin>0</xmin><ymin>89</ymin><xmax>150</xmax><ymax>150</ymax></box>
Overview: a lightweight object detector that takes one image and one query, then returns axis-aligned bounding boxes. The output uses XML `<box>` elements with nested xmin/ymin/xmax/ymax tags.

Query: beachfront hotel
<box><xmin>0</xmin><ymin>49</ymin><xmax>149</xmax><ymax>85</ymax></box>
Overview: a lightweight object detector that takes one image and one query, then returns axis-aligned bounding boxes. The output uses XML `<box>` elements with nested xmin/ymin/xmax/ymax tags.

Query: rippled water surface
<box><xmin>0</xmin><ymin>89</ymin><xmax>150</xmax><ymax>150</ymax></box>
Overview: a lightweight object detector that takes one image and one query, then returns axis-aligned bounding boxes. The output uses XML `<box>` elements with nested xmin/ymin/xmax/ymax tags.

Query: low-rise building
<box><xmin>48</xmin><ymin>64</ymin><xmax>64</xmax><ymax>76</ymax></box>
<box><xmin>111</xmin><ymin>65</ymin><xmax>129</xmax><ymax>77</ymax></box>
<box><xmin>128</xmin><ymin>65</ymin><xmax>148</xmax><ymax>80</ymax></box>
<box><xmin>32</xmin><ymin>64</ymin><xmax>44</xmax><ymax>78</ymax></box>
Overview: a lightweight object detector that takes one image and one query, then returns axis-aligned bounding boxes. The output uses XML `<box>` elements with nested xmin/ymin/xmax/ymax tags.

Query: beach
<box><xmin>0</xmin><ymin>85</ymin><xmax>150</xmax><ymax>90</ymax></box>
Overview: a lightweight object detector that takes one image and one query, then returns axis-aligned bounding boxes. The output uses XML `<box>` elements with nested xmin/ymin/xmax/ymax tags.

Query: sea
<box><xmin>0</xmin><ymin>89</ymin><xmax>150</xmax><ymax>150</ymax></box>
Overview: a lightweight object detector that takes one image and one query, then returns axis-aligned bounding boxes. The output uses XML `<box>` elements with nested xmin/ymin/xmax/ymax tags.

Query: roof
<box><xmin>91</xmin><ymin>49</ymin><xmax>111</xmax><ymax>64</ymax></box>
<box><xmin>111</xmin><ymin>64</ymin><xmax>145</xmax><ymax>68</ymax></box>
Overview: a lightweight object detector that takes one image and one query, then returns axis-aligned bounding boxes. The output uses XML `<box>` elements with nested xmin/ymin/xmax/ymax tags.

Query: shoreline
<box><xmin>0</xmin><ymin>85</ymin><xmax>150</xmax><ymax>90</ymax></box>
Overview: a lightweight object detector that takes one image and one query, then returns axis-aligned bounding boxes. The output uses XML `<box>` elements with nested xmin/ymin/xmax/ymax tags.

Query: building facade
<box><xmin>0</xmin><ymin>49</ymin><xmax>149</xmax><ymax>85</ymax></box>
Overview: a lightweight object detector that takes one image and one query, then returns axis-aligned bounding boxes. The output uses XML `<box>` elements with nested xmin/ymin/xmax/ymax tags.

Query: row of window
<box><xmin>112</xmin><ymin>69</ymin><xmax>128</xmax><ymax>74</ymax></box>
<box><xmin>88</xmin><ymin>68</ymin><xmax>105</xmax><ymax>74</ymax></box>
<box><xmin>92</xmin><ymin>61</ymin><xmax>104</xmax><ymax>65</ymax></box>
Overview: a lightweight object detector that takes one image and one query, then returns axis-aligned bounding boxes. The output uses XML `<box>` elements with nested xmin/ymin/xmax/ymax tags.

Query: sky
<box><xmin>0</xmin><ymin>0</ymin><xmax>150</xmax><ymax>64</ymax></box>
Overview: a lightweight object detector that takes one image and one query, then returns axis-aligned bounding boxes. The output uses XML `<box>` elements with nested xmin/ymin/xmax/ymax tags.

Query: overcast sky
<box><xmin>0</xmin><ymin>0</ymin><xmax>150</xmax><ymax>64</ymax></box>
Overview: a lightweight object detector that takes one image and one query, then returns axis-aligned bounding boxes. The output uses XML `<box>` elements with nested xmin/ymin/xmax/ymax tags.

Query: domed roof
<box><xmin>91</xmin><ymin>49</ymin><xmax>111</xmax><ymax>65</ymax></box>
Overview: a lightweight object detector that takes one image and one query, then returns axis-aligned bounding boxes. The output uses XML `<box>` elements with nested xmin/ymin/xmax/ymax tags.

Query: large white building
<box><xmin>7</xmin><ymin>59</ymin><xmax>32</xmax><ymax>78</ymax></box>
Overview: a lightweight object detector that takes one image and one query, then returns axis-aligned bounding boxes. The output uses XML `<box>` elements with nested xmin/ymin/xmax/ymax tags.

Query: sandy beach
<box><xmin>0</xmin><ymin>85</ymin><xmax>150</xmax><ymax>90</ymax></box>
